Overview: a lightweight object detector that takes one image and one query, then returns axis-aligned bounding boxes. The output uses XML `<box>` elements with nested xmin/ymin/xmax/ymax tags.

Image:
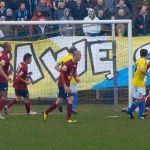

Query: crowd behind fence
<box><xmin>0</xmin><ymin>0</ymin><xmax>149</xmax><ymax>40</ymax></box>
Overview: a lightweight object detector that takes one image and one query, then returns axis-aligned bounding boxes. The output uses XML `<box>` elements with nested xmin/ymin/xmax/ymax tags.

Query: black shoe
<box><xmin>58</xmin><ymin>106</ymin><xmax>63</xmax><ymax>112</ymax></box>
<box><xmin>127</xmin><ymin>111</ymin><xmax>134</xmax><ymax>119</ymax></box>
<box><xmin>72</xmin><ymin>110</ymin><xmax>77</xmax><ymax>114</ymax></box>
<box><xmin>4</xmin><ymin>106</ymin><xmax>8</xmax><ymax>115</ymax></box>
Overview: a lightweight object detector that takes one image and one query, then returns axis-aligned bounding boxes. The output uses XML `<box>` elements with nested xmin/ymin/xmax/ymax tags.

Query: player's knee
<box><xmin>16</xmin><ymin>97</ymin><xmax>21</xmax><ymax>102</ymax></box>
<box><xmin>56</xmin><ymin>99</ymin><xmax>62</xmax><ymax>105</ymax></box>
<box><xmin>67</xmin><ymin>98</ymin><xmax>73</xmax><ymax>104</ymax></box>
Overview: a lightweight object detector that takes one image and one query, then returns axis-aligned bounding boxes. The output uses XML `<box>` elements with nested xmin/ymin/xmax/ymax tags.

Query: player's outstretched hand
<box><xmin>26</xmin><ymin>80</ymin><xmax>31</xmax><ymax>85</ymax></box>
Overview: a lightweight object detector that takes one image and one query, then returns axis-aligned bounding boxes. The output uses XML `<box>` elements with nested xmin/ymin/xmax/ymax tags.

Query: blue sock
<box><xmin>72</xmin><ymin>94</ymin><xmax>78</xmax><ymax>110</ymax></box>
<box><xmin>138</xmin><ymin>102</ymin><xmax>145</xmax><ymax>118</ymax></box>
<box><xmin>128</xmin><ymin>100</ymin><xmax>139</xmax><ymax>114</ymax></box>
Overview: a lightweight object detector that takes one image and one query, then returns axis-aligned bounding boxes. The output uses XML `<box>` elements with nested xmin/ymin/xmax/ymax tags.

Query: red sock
<box><xmin>7</xmin><ymin>98</ymin><xmax>17</xmax><ymax>108</ymax></box>
<box><xmin>45</xmin><ymin>101</ymin><xmax>58</xmax><ymax>114</ymax></box>
<box><xmin>146</xmin><ymin>97</ymin><xmax>150</xmax><ymax>107</ymax></box>
<box><xmin>67</xmin><ymin>103</ymin><xmax>72</xmax><ymax>120</ymax></box>
<box><xmin>0</xmin><ymin>99</ymin><xmax>4</xmax><ymax>111</ymax></box>
<box><xmin>25</xmin><ymin>101</ymin><xmax>30</xmax><ymax>113</ymax></box>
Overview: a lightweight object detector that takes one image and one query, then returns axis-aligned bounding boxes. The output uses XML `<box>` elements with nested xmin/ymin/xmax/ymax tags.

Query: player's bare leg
<box><xmin>4</xmin><ymin>96</ymin><xmax>20</xmax><ymax>114</ymax></box>
<box><xmin>24</xmin><ymin>97</ymin><xmax>37</xmax><ymax>115</ymax></box>
<box><xmin>0</xmin><ymin>91</ymin><xmax>7</xmax><ymax>119</ymax></box>
<box><xmin>43</xmin><ymin>98</ymin><xmax>62</xmax><ymax>122</ymax></box>
<box><xmin>67</xmin><ymin>96</ymin><xmax>77</xmax><ymax>123</ymax></box>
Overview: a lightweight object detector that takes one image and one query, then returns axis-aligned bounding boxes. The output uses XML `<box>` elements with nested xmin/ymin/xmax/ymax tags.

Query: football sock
<box><xmin>0</xmin><ymin>99</ymin><xmax>4</xmax><ymax>111</ymax></box>
<box><xmin>128</xmin><ymin>100</ymin><xmax>139</xmax><ymax>114</ymax></box>
<box><xmin>67</xmin><ymin>103</ymin><xmax>72</xmax><ymax>120</ymax></box>
<box><xmin>25</xmin><ymin>101</ymin><xmax>30</xmax><ymax>114</ymax></box>
<box><xmin>139</xmin><ymin>102</ymin><xmax>145</xmax><ymax>118</ymax></box>
<box><xmin>72</xmin><ymin>94</ymin><xmax>78</xmax><ymax>110</ymax></box>
<box><xmin>7</xmin><ymin>98</ymin><xmax>17</xmax><ymax>108</ymax></box>
<box><xmin>145</xmin><ymin>96</ymin><xmax>150</xmax><ymax>108</ymax></box>
<box><xmin>45</xmin><ymin>101</ymin><xmax>58</xmax><ymax>114</ymax></box>
<box><xmin>58</xmin><ymin>105</ymin><xmax>63</xmax><ymax>112</ymax></box>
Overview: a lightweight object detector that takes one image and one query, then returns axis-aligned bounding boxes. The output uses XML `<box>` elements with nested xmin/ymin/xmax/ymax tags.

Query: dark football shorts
<box><xmin>58</xmin><ymin>86</ymin><xmax>73</xmax><ymax>100</ymax></box>
<box><xmin>15</xmin><ymin>90</ymin><xmax>29</xmax><ymax>98</ymax></box>
<box><xmin>0</xmin><ymin>83</ymin><xmax>8</xmax><ymax>91</ymax></box>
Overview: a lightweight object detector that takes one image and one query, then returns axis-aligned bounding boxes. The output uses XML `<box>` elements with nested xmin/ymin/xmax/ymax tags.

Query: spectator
<box><xmin>83</xmin><ymin>8</ymin><xmax>100</xmax><ymax>36</ymax></box>
<box><xmin>0</xmin><ymin>1</ymin><xmax>7</xmax><ymax>18</ymax></box>
<box><xmin>135</xmin><ymin>5</ymin><xmax>150</xmax><ymax>36</ymax></box>
<box><xmin>132</xmin><ymin>0</ymin><xmax>150</xmax><ymax>12</ymax></box>
<box><xmin>94</xmin><ymin>0</ymin><xmax>110</xmax><ymax>19</ymax></box>
<box><xmin>66</xmin><ymin>0</ymin><xmax>76</xmax><ymax>10</ymax></box>
<box><xmin>97</xmin><ymin>9</ymin><xmax>107</xmax><ymax>20</ymax></box>
<box><xmin>53</xmin><ymin>0</ymin><xmax>65</xmax><ymax>36</ymax></box>
<box><xmin>54</xmin><ymin>0</ymin><xmax>65</xmax><ymax>20</ymax></box>
<box><xmin>36</xmin><ymin>0</ymin><xmax>53</xmax><ymax>19</ymax></box>
<box><xmin>16</xmin><ymin>3</ymin><xmax>29</xmax><ymax>20</ymax></box>
<box><xmin>97</xmin><ymin>9</ymin><xmax>109</xmax><ymax>35</ymax></box>
<box><xmin>115</xmin><ymin>9</ymin><xmax>128</xmax><ymax>36</ymax></box>
<box><xmin>6</xmin><ymin>8</ymin><xmax>15</xmax><ymax>21</ymax></box>
<box><xmin>104</xmin><ymin>0</ymin><xmax>117</xmax><ymax>17</ymax></box>
<box><xmin>68</xmin><ymin>0</ymin><xmax>87</xmax><ymax>20</ymax></box>
<box><xmin>59</xmin><ymin>8</ymin><xmax>75</xmax><ymax>36</ymax></box>
<box><xmin>0</xmin><ymin>10</ymin><xmax>15</xmax><ymax>40</ymax></box>
<box><xmin>33</xmin><ymin>18</ymin><xmax>51</xmax><ymax>40</ymax></box>
<box><xmin>15</xmin><ymin>0</ymin><xmax>35</xmax><ymax>16</ymax></box>
<box><xmin>39</xmin><ymin>0</ymin><xmax>53</xmax><ymax>8</ymax></box>
<box><xmin>67</xmin><ymin>0</ymin><xmax>87</xmax><ymax>35</ymax></box>
<box><xmin>53</xmin><ymin>0</ymin><xmax>62</xmax><ymax>10</ymax></box>
<box><xmin>115</xmin><ymin>0</ymin><xmax>131</xmax><ymax>19</ymax></box>
<box><xmin>84</xmin><ymin>0</ymin><xmax>95</xmax><ymax>10</ymax></box>
<box><xmin>15</xmin><ymin>17</ymin><xmax>29</xmax><ymax>40</ymax></box>
<box><xmin>30</xmin><ymin>9</ymin><xmax>47</xmax><ymax>36</ymax></box>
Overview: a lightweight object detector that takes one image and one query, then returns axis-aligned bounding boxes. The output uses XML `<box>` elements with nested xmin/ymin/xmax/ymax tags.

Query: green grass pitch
<box><xmin>0</xmin><ymin>104</ymin><xmax>150</xmax><ymax>150</ymax></box>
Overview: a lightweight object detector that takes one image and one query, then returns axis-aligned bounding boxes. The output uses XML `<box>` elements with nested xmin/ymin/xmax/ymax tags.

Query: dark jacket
<box><xmin>6</xmin><ymin>0</ymin><xmax>34</xmax><ymax>16</ymax></box>
<box><xmin>34</xmin><ymin>25</ymin><xmax>51</xmax><ymax>40</ymax></box>
<box><xmin>67</xmin><ymin>2</ymin><xmax>87</xmax><ymax>20</ymax></box>
<box><xmin>54</xmin><ymin>8</ymin><xmax>65</xmax><ymax>20</ymax></box>
<box><xmin>94</xmin><ymin>4</ymin><xmax>111</xmax><ymax>19</ymax></box>
<box><xmin>36</xmin><ymin>3</ymin><xmax>52</xmax><ymax>19</ymax></box>
<box><xmin>115</xmin><ymin>4</ymin><xmax>131</xmax><ymax>19</ymax></box>
<box><xmin>15</xmin><ymin>9</ymin><xmax>29</xmax><ymax>20</ymax></box>
<box><xmin>0</xmin><ymin>8</ymin><xmax>7</xmax><ymax>17</ymax></box>
<box><xmin>134</xmin><ymin>13</ymin><xmax>150</xmax><ymax>34</ymax></box>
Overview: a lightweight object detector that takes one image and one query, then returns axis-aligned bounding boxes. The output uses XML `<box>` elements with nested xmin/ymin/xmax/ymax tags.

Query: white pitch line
<box><xmin>8</xmin><ymin>112</ymin><xmax>65</xmax><ymax>116</ymax></box>
<box><xmin>107</xmin><ymin>115</ymin><xmax>118</xmax><ymax>118</ymax></box>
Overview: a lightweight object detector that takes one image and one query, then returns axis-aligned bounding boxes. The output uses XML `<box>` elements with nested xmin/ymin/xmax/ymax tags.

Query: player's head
<box><xmin>3</xmin><ymin>42</ymin><xmax>12</xmax><ymax>53</ymax></box>
<box><xmin>73</xmin><ymin>50</ymin><xmax>81</xmax><ymax>62</ymax></box>
<box><xmin>23</xmin><ymin>53</ymin><xmax>32</xmax><ymax>64</ymax></box>
<box><xmin>140</xmin><ymin>49</ymin><xmax>148</xmax><ymax>58</ymax></box>
<box><xmin>69</xmin><ymin>46</ymin><xmax>77</xmax><ymax>54</ymax></box>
